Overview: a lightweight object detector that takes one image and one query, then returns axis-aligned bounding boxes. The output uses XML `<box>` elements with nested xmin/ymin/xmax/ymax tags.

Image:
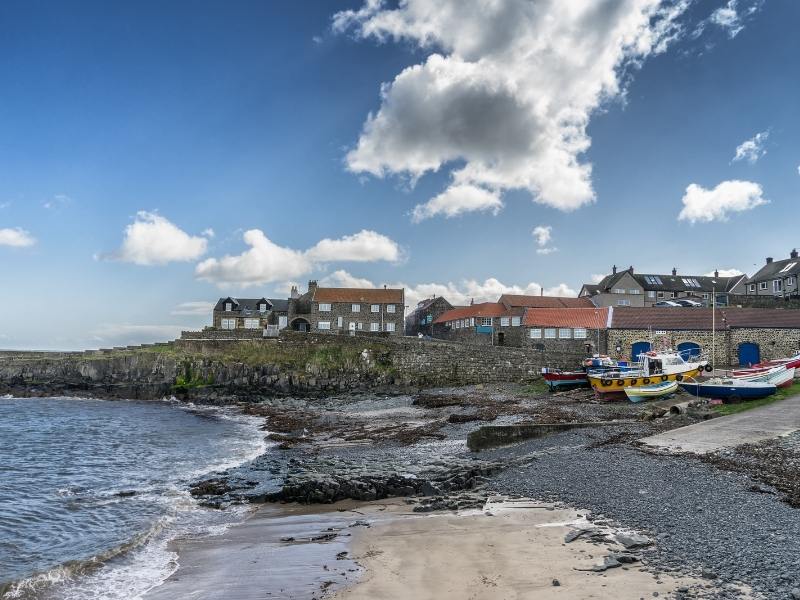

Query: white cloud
<box><xmin>532</xmin><ymin>226</ymin><xmax>552</xmax><ymax>247</ymax></box>
<box><xmin>171</xmin><ymin>301</ymin><xmax>215</xmax><ymax>316</ymax></box>
<box><xmin>305</xmin><ymin>229</ymin><xmax>402</xmax><ymax>263</ymax></box>
<box><xmin>678</xmin><ymin>180</ymin><xmax>767</xmax><ymax>223</ymax></box>
<box><xmin>732</xmin><ymin>130</ymin><xmax>768</xmax><ymax>164</ymax></box>
<box><xmin>319</xmin><ymin>270</ymin><xmax>377</xmax><ymax>289</ymax></box>
<box><xmin>0</xmin><ymin>227</ymin><xmax>36</xmax><ymax>247</ymax></box>
<box><xmin>536</xmin><ymin>247</ymin><xmax>559</xmax><ymax>255</ymax></box>
<box><xmin>111</xmin><ymin>212</ymin><xmax>208</xmax><ymax>266</ymax></box>
<box><xmin>334</xmin><ymin>0</ymin><xmax>689</xmax><ymax>219</ymax></box>
<box><xmin>43</xmin><ymin>194</ymin><xmax>71</xmax><ymax>210</ymax></box>
<box><xmin>590</xmin><ymin>273</ymin><xmax>606</xmax><ymax>284</ymax></box>
<box><xmin>411</xmin><ymin>184</ymin><xmax>502</xmax><ymax>222</ymax></box>
<box><xmin>704</xmin><ymin>268</ymin><xmax>744</xmax><ymax>277</ymax></box>
<box><xmin>202</xmin><ymin>228</ymin><xmax>215</xmax><ymax>238</ymax></box>
<box><xmin>796</xmin><ymin>165</ymin><xmax>800</xmax><ymax>176</ymax></box>
<box><xmin>196</xmin><ymin>229</ymin><xmax>402</xmax><ymax>288</ymax></box>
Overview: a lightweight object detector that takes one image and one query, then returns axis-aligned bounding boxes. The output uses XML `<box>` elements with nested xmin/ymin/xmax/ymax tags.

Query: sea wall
<box><xmin>0</xmin><ymin>333</ymin><xmax>557</xmax><ymax>400</ymax></box>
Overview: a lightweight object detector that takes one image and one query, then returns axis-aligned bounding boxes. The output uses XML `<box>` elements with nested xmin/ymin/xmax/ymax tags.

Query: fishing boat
<box><xmin>541</xmin><ymin>368</ymin><xmax>588</xmax><ymax>390</ymax></box>
<box><xmin>736</xmin><ymin>351</ymin><xmax>800</xmax><ymax>372</ymax></box>
<box><xmin>678</xmin><ymin>378</ymin><xmax>776</xmax><ymax>401</ymax></box>
<box><xmin>623</xmin><ymin>380</ymin><xmax>678</xmax><ymax>403</ymax></box>
<box><xmin>732</xmin><ymin>365</ymin><xmax>795</xmax><ymax>388</ymax></box>
<box><xmin>588</xmin><ymin>350</ymin><xmax>709</xmax><ymax>395</ymax></box>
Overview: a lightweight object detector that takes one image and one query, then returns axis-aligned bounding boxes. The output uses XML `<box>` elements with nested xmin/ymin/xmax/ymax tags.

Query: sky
<box><xmin>0</xmin><ymin>0</ymin><xmax>798</xmax><ymax>350</ymax></box>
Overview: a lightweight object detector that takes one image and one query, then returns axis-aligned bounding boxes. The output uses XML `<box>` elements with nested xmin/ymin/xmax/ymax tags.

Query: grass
<box><xmin>521</xmin><ymin>378</ymin><xmax>551</xmax><ymax>395</ymax></box>
<box><xmin>713</xmin><ymin>379</ymin><xmax>800</xmax><ymax>416</ymax></box>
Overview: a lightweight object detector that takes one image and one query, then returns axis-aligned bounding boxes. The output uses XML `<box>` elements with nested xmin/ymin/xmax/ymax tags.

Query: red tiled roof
<box><xmin>434</xmin><ymin>303</ymin><xmax>509</xmax><ymax>324</ymax></box>
<box><xmin>523</xmin><ymin>307</ymin><xmax>610</xmax><ymax>329</ymax></box>
<box><xmin>313</xmin><ymin>287</ymin><xmax>404</xmax><ymax>304</ymax></box>
<box><xmin>499</xmin><ymin>294</ymin><xmax>594</xmax><ymax>309</ymax></box>
<box><xmin>610</xmin><ymin>307</ymin><xmax>800</xmax><ymax>330</ymax></box>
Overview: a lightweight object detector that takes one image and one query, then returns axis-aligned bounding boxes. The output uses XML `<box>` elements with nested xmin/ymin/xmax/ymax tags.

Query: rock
<box><xmin>420</xmin><ymin>481</ymin><xmax>442</xmax><ymax>496</ymax></box>
<box><xmin>565</xmin><ymin>529</ymin><xmax>590</xmax><ymax>543</ymax></box>
<box><xmin>552</xmin><ymin>579</ymin><xmax>561</xmax><ymax>587</ymax></box>
<box><xmin>792</xmin><ymin>588</ymin><xmax>800</xmax><ymax>600</ymax></box>
<box><xmin>593</xmin><ymin>556</ymin><xmax>622</xmax><ymax>572</ymax></box>
<box><xmin>615</xmin><ymin>533</ymin><xmax>653</xmax><ymax>549</ymax></box>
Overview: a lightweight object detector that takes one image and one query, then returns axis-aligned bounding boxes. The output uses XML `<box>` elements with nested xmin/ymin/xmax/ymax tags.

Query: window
<box><xmin>481</xmin><ymin>318</ymin><xmax>492</xmax><ymax>326</ymax></box>
<box><xmin>220</xmin><ymin>318</ymin><xmax>236</xmax><ymax>330</ymax></box>
<box><xmin>244</xmin><ymin>319</ymin><xmax>260</xmax><ymax>329</ymax></box>
<box><xmin>529</xmin><ymin>328</ymin><xmax>542</xmax><ymax>339</ymax></box>
<box><xmin>371</xmin><ymin>304</ymin><xmax>380</xmax><ymax>313</ymax></box>
<box><xmin>319</xmin><ymin>303</ymin><xmax>331</xmax><ymax>312</ymax></box>
<box><xmin>385</xmin><ymin>322</ymin><xmax>395</xmax><ymax>332</ymax></box>
<box><xmin>386</xmin><ymin>304</ymin><xmax>396</xmax><ymax>313</ymax></box>
<box><xmin>337</xmin><ymin>316</ymin><xmax>343</xmax><ymax>328</ymax></box>
<box><xmin>544</xmin><ymin>328</ymin><xmax>557</xmax><ymax>339</ymax></box>
<box><xmin>644</xmin><ymin>275</ymin><xmax>663</xmax><ymax>285</ymax></box>
<box><xmin>278</xmin><ymin>316</ymin><xmax>288</xmax><ymax>329</ymax></box>
<box><xmin>789</xmin><ymin>276</ymin><xmax>796</xmax><ymax>286</ymax></box>
<box><xmin>470</xmin><ymin>318</ymin><xmax>475</xmax><ymax>326</ymax></box>
<box><xmin>759</xmin><ymin>281</ymin><xmax>768</xmax><ymax>290</ymax></box>
<box><xmin>629</xmin><ymin>289</ymin><xmax>641</xmax><ymax>294</ymax></box>
<box><xmin>702</xmin><ymin>293</ymin><xmax>709</xmax><ymax>299</ymax></box>
<box><xmin>612</xmin><ymin>288</ymin><xmax>626</xmax><ymax>294</ymax></box>
<box><xmin>617</xmin><ymin>299</ymin><xmax>631</xmax><ymax>306</ymax></box>
<box><xmin>559</xmin><ymin>328</ymin><xmax>572</xmax><ymax>339</ymax></box>
<box><xmin>370</xmin><ymin>322</ymin><xmax>380</xmax><ymax>332</ymax></box>
<box><xmin>224</xmin><ymin>302</ymin><xmax>232</xmax><ymax>312</ymax></box>
<box><xmin>500</xmin><ymin>317</ymin><xmax>510</xmax><ymax>327</ymax></box>
<box><xmin>780</xmin><ymin>262</ymin><xmax>797</xmax><ymax>273</ymax></box>
<box><xmin>574</xmin><ymin>328</ymin><xmax>587</xmax><ymax>339</ymax></box>
<box><xmin>259</xmin><ymin>303</ymin><xmax>267</xmax><ymax>312</ymax></box>
<box><xmin>774</xmin><ymin>279</ymin><xmax>783</xmax><ymax>293</ymax></box>
<box><xmin>647</xmin><ymin>291</ymin><xmax>655</xmax><ymax>298</ymax></box>
<box><xmin>351</xmin><ymin>304</ymin><xmax>361</xmax><ymax>313</ymax></box>
<box><xmin>317</xmin><ymin>321</ymin><xmax>331</xmax><ymax>330</ymax></box>
<box><xmin>511</xmin><ymin>316</ymin><xmax>521</xmax><ymax>327</ymax></box>
<box><xmin>749</xmin><ymin>284</ymin><xmax>756</xmax><ymax>292</ymax></box>
<box><xmin>657</xmin><ymin>292</ymin><xmax>664</xmax><ymax>298</ymax></box>
<box><xmin>670</xmin><ymin>292</ymin><xmax>677</xmax><ymax>298</ymax></box>
<box><xmin>357</xmin><ymin>322</ymin><xmax>363</xmax><ymax>330</ymax></box>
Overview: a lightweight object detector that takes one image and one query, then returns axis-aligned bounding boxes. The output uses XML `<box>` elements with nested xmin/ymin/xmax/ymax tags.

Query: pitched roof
<box><xmin>748</xmin><ymin>254</ymin><xmax>800</xmax><ymax>283</ymax></box>
<box><xmin>213</xmin><ymin>297</ymin><xmax>270</xmax><ymax>312</ymax></box>
<box><xmin>413</xmin><ymin>296</ymin><xmax>453</xmax><ymax>313</ymax></box>
<box><xmin>268</xmin><ymin>298</ymin><xmax>289</xmax><ymax>312</ymax></box>
<box><xmin>632</xmin><ymin>273</ymin><xmax>743</xmax><ymax>293</ymax></box>
<box><xmin>523</xmin><ymin>307</ymin><xmax>610</xmax><ymax>329</ymax></box>
<box><xmin>498</xmin><ymin>294</ymin><xmax>594</xmax><ymax>308</ymax></box>
<box><xmin>434</xmin><ymin>303</ymin><xmax>509</xmax><ymax>324</ymax></box>
<box><xmin>312</xmin><ymin>287</ymin><xmax>404</xmax><ymax>304</ymax></box>
<box><xmin>610</xmin><ymin>307</ymin><xmax>800</xmax><ymax>330</ymax></box>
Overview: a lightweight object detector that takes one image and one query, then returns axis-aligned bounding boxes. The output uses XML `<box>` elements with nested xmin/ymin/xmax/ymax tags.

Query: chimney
<box><xmin>612</xmin><ymin>265</ymin><xmax>617</xmax><ymax>275</ymax></box>
<box><xmin>714</xmin><ymin>269</ymin><xmax>719</xmax><ymax>279</ymax></box>
<box><xmin>383</xmin><ymin>284</ymin><xmax>387</xmax><ymax>289</ymax></box>
<box><xmin>290</xmin><ymin>285</ymin><xmax>299</xmax><ymax>299</ymax></box>
<box><xmin>672</xmin><ymin>267</ymin><xmax>677</xmax><ymax>276</ymax></box>
<box><xmin>540</xmin><ymin>287</ymin><xmax>544</xmax><ymax>296</ymax></box>
<box><xmin>308</xmin><ymin>280</ymin><xmax>318</xmax><ymax>294</ymax></box>
<box><xmin>470</xmin><ymin>298</ymin><xmax>474</xmax><ymax>306</ymax></box>
<box><xmin>792</xmin><ymin>249</ymin><xmax>799</xmax><ymax>259</ymax></box>
<box><xmin>629</xmin><ymin>265</ymin><xmax>634</xmax><ymax>274</ymax></box>
<box><xmin>766</xmin><ymin>257</ymin><xmax>773</xmax><ymax>264</ymax></box>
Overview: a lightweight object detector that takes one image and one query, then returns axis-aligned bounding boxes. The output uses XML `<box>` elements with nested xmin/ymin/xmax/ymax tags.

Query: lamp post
<box><xmin>711</xmin><ymin>280</ymin><xmax>716</xmax><ymax>372</ymax></box>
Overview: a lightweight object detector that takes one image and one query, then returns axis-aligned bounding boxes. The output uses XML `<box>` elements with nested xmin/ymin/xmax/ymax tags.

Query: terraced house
<box><xmin>288</xmin><ymin>281</ymin><xmax>405</xmax><ymax>336</ymax></box>
<box><xmin>212</xmin><ymin>297</ymin><xmax>289</xmax><ymax>330</ymax></box>
<box><xmin>742</xmin><ymin>250</ymin><xmax>800</xmax><ymax>299</ymax></box>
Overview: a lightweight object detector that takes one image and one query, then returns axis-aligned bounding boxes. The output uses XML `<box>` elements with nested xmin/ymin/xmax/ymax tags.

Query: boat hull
<box><xmin>678</xmin><ymin>381</ymin><xmax>776</xmax><ymax>401</ymax></box>
<box><xmin>733</xmin><ymin>366</ymin><xmax>795</xmax><ymax>388</ymax></box>
<box><xmin>542</xmin><ymin>371</ymin><xmax>589</xmax><ymax>390</ymax></box>
<box><xmin>589</xmin><ymin>366</ymin><xmax>706</xmax><ymax>394</ymax></box>
<box><xmin>624</xmin><ymin>381</ymin><xmax>678</xmax><ymax>403</ymax></box>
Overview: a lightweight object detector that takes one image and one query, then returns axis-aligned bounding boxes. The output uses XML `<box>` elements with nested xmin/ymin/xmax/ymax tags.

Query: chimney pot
<box><xmin>612</xmin><ymin>265</ymin><xmax>617</xmax><ymax>275</ymax></box>
<box><xmin>766</xmin><ymin>257</ymin><xmax>773</xmax><ymax>264</ymax></box>
<box><xmin>672</xmin><ymin>267</ymin><xmax>677</xmax><ymax>276</ymax></box>
<box><xmin>629</xmin><ymin>265</ymin><xmax>634</xmax><ymax>274</ymax></box>
<box><xmin>791</xmin><ymin>249</ymin><xmax>798</xmax><ymax>259</ymax></box>
<box><xmin>714</xmin><ymin>269</ymin><xmax>719</xmax><ymax>278</ymax></box>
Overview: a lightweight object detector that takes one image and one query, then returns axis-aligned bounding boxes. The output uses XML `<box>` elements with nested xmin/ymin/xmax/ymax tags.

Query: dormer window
<box><xmin>225</xmin><ymin>302</ymin><xmax>232</xmax><ymax>312</ymax></box>
<box><xmin>259</xmin><ymin>303</ymin><xmax>267</xmax><ymax>312</ymax></box>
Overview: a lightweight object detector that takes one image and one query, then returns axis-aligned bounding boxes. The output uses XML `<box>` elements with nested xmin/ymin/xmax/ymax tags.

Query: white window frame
<box><xmin>386</xmin><ymin>304</ymin><xmax>396</xmax><ymax>313</ymax></box>
<box><xmin>317</xmin><ymin>321</ymin><xmax>331</xmax><ymax>330</ymax></box>
<box><xmin>385</xmin><ymin>322</ymin><xmax>395</xmax><ymax>333</ymax></box>
<box><xmin>529</xmin><ymin>328</ymin><xmax>542</xmax><ymax>339</ymax></box>
<box><xmin>629</xmin><ymin>289</ymin><xmax>641</xmax><ymax>294</ymax></box>
<box><xmin>318</xmin><ymin>303</ymin><xmax>331</xmax><ymax>312</ymax></box>
<box><xmin>788</xmin><ymin>276</ymin><xmax>796</xmax><ymax>287</ymax></box>
<box><xmin>259</xmin><ymin>303</ymin><xmax>267</xmax><ymax>312</ymax></box>
<box><xmin>574</xmin><ymin>328</ymin><xmax>588</xmax><ymax>339</ymax></box>
<box><xmin>370</xmin><ymin>322</ymin><xmax>380</xmax><ymax>332</ymax></box>
<box><xmin>749</xmin><ymin>284</ymin><xmax>756</xmax><ymax>292</ymax></box>
<box><xmin>469</xmin><ymin>318</ymin><xmax>475</xmax><ymax>327</ymax></box>
<box><xmin>647</xmin><ymin>291</ymin><xmax>655</xmax><ymax>298</ymax></box>
<box><xmin>702</xmin><ymin>293</ymin><xmax>709</xmax><ymax>299</ymax></box>
<box><xmin>511</xmin><ymin>316</ymin><xmax>521</xmax><ymax>327</ymax></box>
<box><xmin>371</xmin><ymin>304</ymin><xmax>380</xmax><ymax>313</ymax></box>
<box><xmin>657</xmin><ymin>292</ymin><xmax>664</xmax><ymax>298</ymax></box>
<box><xmin>544</xmin><ymin>328</ymin><xmax>556</xmax><ymax>339</ymax></box>
<box><xmin>244</xmin><ymin>318</ymin><xmax>261</xmax><ymax>329</ymax></box>
<box><xmin>352</xmin><ymin>304</ymin><xmax>361</xmax><ymax>313</ymax></box>
<box><xmin>617</xmin><ymin>299</ymin><xmax>631</xmax><ymax>306</ymax></box>
<box><xmin>759</xmin><ymin>281</ymin><xmax>768</xmax><ymax>290</ymax></box>
<box><xmin>773</xmin><ymin>279</ymin><xmax>783</xmax><ymax>293</ymax></box>
<box><xmin>278</xmin><ymin>316</ymin><xmax>288</xmax><ymax>329</ymax></box>
<box><xmin>612</xmin><ymin>288</ymin><xmax>626</xmax><ymax>294</ymax></box>
<box><xmin>481</xmin><ymin>317</ymin><xmax>492</xmax><ymax>327</ymax></box>
<box><xmin>220</xmin><ymin>318</ymin><xmax>236</xmax><ymax>330</ymax></box>
<box><xmin>357</xmin><ymin>322</ymin><xmax>363</xmax><ymax>330</ymax></box>
<box><xmin>224</xmin><ymin>302</ymin><xmax>232</xmax><ymax>312</ymax></box>
<box><xmin>500</xmin><ymin>317</ymin><xmax>510</xmax><ymax>327</ymax></box>
<box><xmin>337</xmin><ymin>316</ymin><xmax>343</xmax><ymax>328</ymax></box>
<box><xmin>558</xmin><ymin>328</ymin><xmax>572</xmax><ymax>339</ymax></box>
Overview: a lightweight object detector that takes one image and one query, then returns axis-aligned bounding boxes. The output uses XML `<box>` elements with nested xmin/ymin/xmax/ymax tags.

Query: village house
<box><xmin>499</xmin><ymin>294</ymin><xmax>594</xmax><ymax>310</ymax></box>
<box><xmin>404</xmin><ymin>296</ymin><xmax>454</xmax><ymax>337</ymax></box>
<box><xmin>433</xmin><ymin>302</ymin><xmax>525</xmax><ymax>346</ymax></box>
<box><xmin>522</xmin><ymin>307</ymin><xmax>610</xmax><ymax>356</ymax></box>
<box><xmin>212</xmin><ymin>297</ymin><xmax>289</xmax><ymax>331</ymax></box>
<box><xmin>288</xmin><ymin>280</ymin><xmax>405</xmax><ymax>336</ymax></box>
<box><xmin>741</xmin><ymin>250</ymin><xmax>800</xmax><ymax>299</ymax></box>
<box><xmin>580</xmin><ymin>266</ymin><xmax>746</xmax><ymax>308</ymax></box>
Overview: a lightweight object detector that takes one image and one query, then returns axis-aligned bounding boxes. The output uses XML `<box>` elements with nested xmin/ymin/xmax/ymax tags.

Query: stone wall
<box><xmin>730</xmin><ymin>328</ymin><xmax>800</xmax><ymax>365</ymax></box>
<box><xmin>295</xmin><ymin>301</ymin><xmax>404</xmax><ymax>336</ymax></box>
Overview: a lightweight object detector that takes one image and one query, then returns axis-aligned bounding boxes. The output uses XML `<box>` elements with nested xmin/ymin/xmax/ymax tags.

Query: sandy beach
<box><xmin>145</xmin><ymin>497</ymin><xmax>697</xmax><ymax>600</ymax></box>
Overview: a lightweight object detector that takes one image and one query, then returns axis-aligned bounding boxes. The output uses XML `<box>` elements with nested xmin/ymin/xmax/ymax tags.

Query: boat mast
<box><xmin>711</xmin><ymin>279</ymin><xmax>716</xmax><ymax>372</ymax></box>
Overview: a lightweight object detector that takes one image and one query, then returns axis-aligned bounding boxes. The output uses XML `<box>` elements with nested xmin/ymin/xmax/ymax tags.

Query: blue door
<box><xmin>738</xmin><ymin>343</ymin><xmax>760</xmax><ymax>366</ymax></box>
<box><xmin>631</xmin><ymin>341</ymin><xmax>651</xmax><ymax>362</ymax></box>
<box><xmin>677</xmin><ymin>342</ymin><xmax>701</xmax><ymax>360</ymax></box>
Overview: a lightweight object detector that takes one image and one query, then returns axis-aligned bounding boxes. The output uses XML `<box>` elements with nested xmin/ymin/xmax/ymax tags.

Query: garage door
<box><xmin>738</xmin><ymin>343</ymin><xmax>760</xmax><ymax>366</ymax></box>
<box><xmin>631</xmin><ymin>341</ymin><xmax>652</xmax><ymax>362</ymax></box>
<box><xmin>677</xmin><ymin>342</ymin><xmax>701</xmax><ymax>360</ymax></box>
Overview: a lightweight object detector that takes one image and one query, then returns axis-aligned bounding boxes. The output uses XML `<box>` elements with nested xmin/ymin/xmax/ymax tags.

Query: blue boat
<box><xmin>678</xmin><ymin>378</ymin><xmax>776</xmax><ymax>402</ymax></box>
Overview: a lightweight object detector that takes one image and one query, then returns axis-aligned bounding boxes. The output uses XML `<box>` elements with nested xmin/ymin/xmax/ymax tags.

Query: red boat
<box><xmin>733</xmin><ymin>352</ymin><xmax>800</xmax><ymax>377</ymax></box>
<box><xmin>541</xmin><ymin>368</ymin><xmax>588</xmax><ymax>390</ymax></box>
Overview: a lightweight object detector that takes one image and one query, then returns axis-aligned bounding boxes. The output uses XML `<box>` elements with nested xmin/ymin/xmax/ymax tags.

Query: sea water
<box><xmin>0</xmin><ymin>395</ymin><xmax>268</xmax><ymax>599</ymax></box>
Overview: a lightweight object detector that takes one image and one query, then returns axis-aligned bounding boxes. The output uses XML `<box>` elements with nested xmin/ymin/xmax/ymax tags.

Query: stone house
<box><xmin>212</xmin><ymin>297</ymin><xmax>289</xmax><ymax>331</ymax></box>
<box><xmin>405</xmin><ymin>296</ymin><xmax>454</xmax><ymax>337</ymax></box>
<box><xmin>581</xmin><ymin>266</ymin><xmax>746</xmax><ymax>308</ymax></box>
<box><xmin>288</xmin><ymin>281</ymin><xmax>405</xmax><ymax>336</ymax></box>
<box><xmin>499</xmin><ymin>294</ymin><xmax>594</xmax><ymax>310</ymax></box>
<box><xmin>522</xmin><ymin>307</ymin><xmax>610</xmax><ymax>356</ymax></box>
<box><xmin>740</xmin><ymin>250</ymin><xmax>800</xmax><ymax>299</ymax></box>
<box><xmin>433</xmin><ymin>302</ymin><xmax>525</xmax><ymax>346</ymax></box>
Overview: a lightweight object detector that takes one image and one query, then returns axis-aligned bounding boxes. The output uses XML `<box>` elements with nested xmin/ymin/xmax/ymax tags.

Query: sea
<box><xmin>0</xmin><ymin>395</ymin><xmax>269</xmax><ymax>599</ymax></box>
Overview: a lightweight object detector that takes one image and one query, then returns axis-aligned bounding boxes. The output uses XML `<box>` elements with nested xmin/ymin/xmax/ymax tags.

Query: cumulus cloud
<box><xmin>678</xmin><ymin>180</ymin><xmax>767</xmax><ymax>223</ymax></box>
<box><xmin>202</xmin><ymin>228</ymin><xmax>215</xmax><ymax>238</ymax></box>
<box><xmin>334</xmin><ymin>0</ymin><xmax>690</xmax><ymax>219</ymax></box>
<box><xmin>704</xmin><ymin>268</ymin><xmax>744</xmax><ymax>277</ymax></box>
<box><xmin>319</xmin><ymin>270</ymin><xmax>377</xmax><ymax>289</ymax></box>
<box><xmin>532</xmin><ymin>225</ymin><xmax>558</xmax><ymax>254</ymax></box>
<box><xmin>196</xmin><ymin>229</ymin><xmax>402</xmax><ymax>288</ymax></box>
<box><xmin>411</xmin><ymin>185</ymin><xmax>502</xmax><ymax>222</ymax></box>
<box><xmin>590</xmin><ymin>274</ymin><xmax>607</xmax><ymax>284</ymax></box>
<box><xmin>171</xmin><ymin>301</ymin><xmax>216</xmax><ymax>316</ymax></box>
<box><xmin>0</xmin><ymin>227</ymin><xmax>36</xmax><ymax>247</ymax></box>
<box><xmin>305</xmin><ymin>229</ymin><xmax>401</xmax><ymax>263</ymax></box>
<box><xmin>109</xmin><ymin>212</ymin><xmax>208</xmax><ymax>266</ymax></box>
<box><xmin>732</xmin><ymin>130</ymin><xmax>769</xmax><ymax>164</ymax></box>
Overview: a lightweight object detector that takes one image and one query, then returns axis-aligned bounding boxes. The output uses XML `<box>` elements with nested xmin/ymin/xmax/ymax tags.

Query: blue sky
<box><xmin>0</xmin><ymin>0</ymin><xmax>797</xmax><ymax>350</ymax></box>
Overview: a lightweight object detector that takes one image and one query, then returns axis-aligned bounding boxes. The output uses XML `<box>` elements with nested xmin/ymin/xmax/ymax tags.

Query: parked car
<box><xmin>675</xmin><ymin>299</ymin><xmax>703</xmax><ymax>307</ymax></box>
<box><xmin>655</xmin><ymin>300</ymin><xmax>682</xmax><ymax>307</ymax></box>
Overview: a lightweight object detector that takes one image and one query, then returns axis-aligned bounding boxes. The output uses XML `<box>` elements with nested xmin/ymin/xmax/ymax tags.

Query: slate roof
<box><xmin>434</xmin><ymin>303</ymin><xmax>510</xmax><ymax>324</ymax></box>
<box><xmin>631</xmin><ymin>273</ymin><xmax>744</xmax><ymax>293</ymax></box>
<box><xmin>523</xmin><ymin>307</ymin><xmax>610</xmax><ymax>329</ymax></box>
<box><xmin>498</xmin><ymin>294</ymin><xmax>594</xmax><ymax>308</ymax></box>
<box><xmin>268</xmin><ymin>298</ymin><xmax>289</xmax><ymax>312</ymax></box>
<box><xmin>610</xmin><ymin>307</ymin><xmax>800</xmax><ymax>330</ymax></box>
<box><xmin>748</xmin><ymin>253</ymin><xmax>800</xmax><ymax>283</ymax></box>
<box><xmin>213</xmin><ymin>297</ymin><xmax>270</xmax><ymax>312</ymax></box>
<box><xmin>312</xmin><ymin>287</ymin><xmax>404</xmax><ymax>304</ymax></box>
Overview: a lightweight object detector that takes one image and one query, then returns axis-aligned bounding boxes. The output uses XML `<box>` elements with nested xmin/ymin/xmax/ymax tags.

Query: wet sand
<box><xmin>144</xmin><ymin>498</ymin><xmax>697</xmax><ymax>600</ymax></box>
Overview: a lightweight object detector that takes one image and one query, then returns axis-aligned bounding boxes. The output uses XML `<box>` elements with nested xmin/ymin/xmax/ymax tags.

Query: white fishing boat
<box><xmin>732</xmin><ymin>365</ymin><xmax>795</xmax><ymax>388</ymax></box>
<box><xmin>589</xmin><ymin>349</ymin><xmax>709</xmax><ymax>395</ymax></box>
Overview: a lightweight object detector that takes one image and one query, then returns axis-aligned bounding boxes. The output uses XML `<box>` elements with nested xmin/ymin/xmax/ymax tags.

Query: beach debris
<box><xmin>336</xmin><ymin>551</ymin><xmax>348</xmax><ymax>560</ymax></box>
<box><xmin>552</xmin><ymin>579</ymin><xmax>561</xmax><ymax>587</ymax></box>
<box><xmin>614</xmin><ymin>533</ymin><xmax>653</xmax><ymax>549</ymax></box>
